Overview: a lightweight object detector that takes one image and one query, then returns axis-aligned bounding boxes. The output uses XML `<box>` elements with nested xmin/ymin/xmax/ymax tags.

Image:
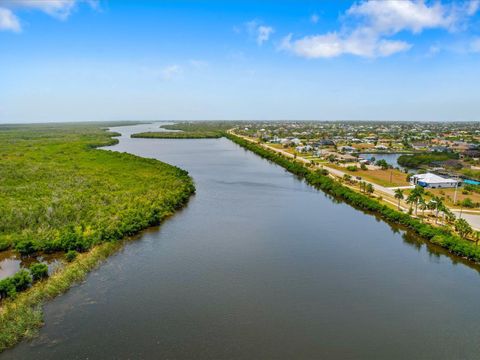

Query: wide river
<box><xmin>4</xmin><ymin>123</ymin><xmax>480</xmax><ymax>359</ymax></box>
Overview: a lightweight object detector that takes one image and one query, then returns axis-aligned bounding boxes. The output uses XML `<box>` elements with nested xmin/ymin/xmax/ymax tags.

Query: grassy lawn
<box><xmin>423</xmin><ymin>188</ymin><xmax>480</xmax><ymax>209</ymax></box>
<box><xmin>327</xmin><ymin>164</ymin><xmax>409</xmax><ymax>187</ymax></box>
<box><xmin>352</xmin><ymin>143</ymin><xmax>375</xmax><ymax>150</ymax></box>
<box><xmin>268</xmin><ymin>143</ymin><xmax>284</xmax><ymax>149</ymax></box>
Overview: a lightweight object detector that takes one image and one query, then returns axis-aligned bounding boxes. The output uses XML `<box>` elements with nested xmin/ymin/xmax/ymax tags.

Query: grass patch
<box><xmin>328</xmin><ymin>164</ymin><xmax>409</xmax><ymax>187</ymax></box>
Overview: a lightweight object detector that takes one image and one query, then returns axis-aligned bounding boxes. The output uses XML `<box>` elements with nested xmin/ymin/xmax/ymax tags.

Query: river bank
<box><xmin>5</xmin><ymin>123</ymin><xmax>480</xmax><ymax>359</ymax></box>
<box><xmin>226</xmin><ymin>133</ymin><xmax>480</xmax><ymax>264</ymax></box>
<box><xmin>0</xmin><ymin>123</ymin><xmax>195</xmax><ymax>352</ymax></box>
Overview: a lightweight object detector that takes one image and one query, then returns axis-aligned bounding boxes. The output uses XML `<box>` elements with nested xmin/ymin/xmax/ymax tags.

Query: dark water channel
<box><xmin>4</xmin><ymin>123</ymin><xmax>480</xmax><ymax>359</ymax></box>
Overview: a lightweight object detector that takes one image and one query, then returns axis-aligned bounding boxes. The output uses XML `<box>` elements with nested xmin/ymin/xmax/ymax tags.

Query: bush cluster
<box><xmin>0</xmin><ymin>264</ymin><xmax>48</xmax><ymax>300</ymax></box>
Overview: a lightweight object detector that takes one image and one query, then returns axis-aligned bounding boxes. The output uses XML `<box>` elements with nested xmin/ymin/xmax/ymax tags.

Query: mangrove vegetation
<box><xmin>0</xmin><ymin>122</ymin><xmax>195</xmax><ymax>350</ymax></box>
<box><xmin>131</xmin><ymin>121</ymin><xmax>235</xmax><ymax>139</ymax></box>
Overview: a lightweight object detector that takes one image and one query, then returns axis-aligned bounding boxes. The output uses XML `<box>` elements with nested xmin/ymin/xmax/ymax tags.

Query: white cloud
<box><xmin>161</xmin><ymin>65</ymin><xmax>182</xmax><ymax>80</ymax></box>
<box><xmin>0</xmin><ymin>7</ymin><xmax>21</xmax><ymax>32</ymax></box>
<box><xmin>310</xmin><ymin>13</ymin><xmax>319</xmax><ymax>24</ymax></box>
<box><xmin>0</xmin><ymin>0</ymin><xmax>98</xmax><ymax>31</ymax></box>
<box><xmin>7</xmin><ymin>0</ymin><xmax>79</xmax><ymax>20</ymax></box>
<box><xmin>347</xmin><ymin>0</ymin><xmax>455</xmax><ymax>34</ymax></box>
<box><xmin>257</xmin><ymin>25</ymin><xmax>274</xmax><ymax>45</ymax></box>
<box><xmin>280</xmin><ymin>29</ymin><xmax>411</xmax><ymax>59</ymax></box>
<box><xmin>245</xmin><ymin>19</ymin><xmax>274</xmax><ymax>45</ymax></box>
<box><xmin>280</xmin><ymin>0</ymin><xmax>478</xmax><ymax>59</ymax></box>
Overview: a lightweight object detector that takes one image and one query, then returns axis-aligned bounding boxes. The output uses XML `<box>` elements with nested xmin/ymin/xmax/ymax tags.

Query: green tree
<box><xmin>366</xmin><ymin>183</ymin><xmax>374</xmax><ymax>195</ymax></box>
<box><xmin>429</xmin><ymin>196</ymin><xmax>444</xmax><ymax>224</ymax></box>
<box><xmin>407</xmin><ymin>186</ymin><xmax>424</xmax><ymax>216</ymax></box>
<box><xmin>29</xmin><ymin>263</ymin><xmax>49</xmax><ymax>281</ymax></box>
<box><xmin>455</xmin><ymin>218</ymin><xmax>473</xmax><ymax>239</ymax></box>
<box><xmin>394</xmin><ymin>188</ymin><xmax>404</xmax><ymax>210</ymax></box>
<box><xmin>65</xmin><ymin>250</ymin><xmax>78</xmax><ymax>262</ymax></box>
<box><xmin>375</xmin><ymin>159</ymin><xmax>389</xmax><ymax>170</ymax></box>
<box><xmin>419</xmin><ymin>198</ymin><xmax>428</xmax><ymax>218</ymax></box>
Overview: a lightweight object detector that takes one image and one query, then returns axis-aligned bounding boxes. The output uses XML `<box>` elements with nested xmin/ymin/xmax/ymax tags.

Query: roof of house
<box><xmin>412</xmin><ymin>172</ymin><xmax>459</xmax><ymax>184</ymax></box>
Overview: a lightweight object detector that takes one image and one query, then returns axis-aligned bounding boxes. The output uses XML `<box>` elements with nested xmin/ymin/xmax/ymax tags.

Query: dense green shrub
<box><xmin>375</xmin><ymin>159</ymin><xmax>389</xmax><ymax>169</ymax></box>
<box><xmin>65</xmin><ymin>250</ymin><xmax>78</xmax><ymax>262</ymax></box>
<box><xmin>29</xmin><ymin>263</ymin><xmax>49</xmax><ymax>281</ymax></box>
<box><xmin>398</xmin><ymin>152</ymin><xmax>458</xmax><ymax>168</ymax></box>
<box><xmin>0</xmin><ymin>270</ymin><xmax>32</xmax><ymax>299</ymax></box>
<box><xmin>15</xmin><ymin>240</ymin><xmax>37</xmax><ymax>256</ymax></box>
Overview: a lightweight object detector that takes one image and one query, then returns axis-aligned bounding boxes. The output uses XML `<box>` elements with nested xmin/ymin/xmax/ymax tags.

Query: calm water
<box><xmin>4</xmin><ymin>123</ymin><xmax>480</xmax><ymax>359</ymax></box>
<box><xmin>360</xmin><ymin>153</ymin><xmax>404</xmax><ymax>169</ymax></box>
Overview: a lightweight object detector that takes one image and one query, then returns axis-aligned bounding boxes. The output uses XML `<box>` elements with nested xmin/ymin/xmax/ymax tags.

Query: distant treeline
<box><xmin>226</xmin><ymin>133</ymin><xmax>480</xmax><ymax>264</ymax></box>
<box><xmin>131</xmin><ymin>122</ymin><xmax>235</xmax><ymax>139</ymax></box>
<box><xmin>161</xmin><ymin>122</ymin><xmax>234</xmax><ymax>133</ymax></box>
<box><xmin>398</xmin><ymin>152</ymin><xmax>458</xmax><ymax>168</ymax></box>
<box><xmin>131</xmin><ymin>131</ymin><xmax>222</xmax><ymax>139</ymax></box>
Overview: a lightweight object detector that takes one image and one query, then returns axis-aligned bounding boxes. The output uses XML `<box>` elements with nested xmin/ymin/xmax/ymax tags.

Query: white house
<box><xmin>410</xmin><ymin>173</ymin><xmax>460</xmax><ymax>189</ymax></box>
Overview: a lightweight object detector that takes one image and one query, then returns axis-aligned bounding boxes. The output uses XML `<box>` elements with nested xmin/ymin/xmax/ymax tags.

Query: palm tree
<box><xmin>407</xmin><ymin>186</ymin><xmax>424</xmax><ymax>216</ymax></box>
<box><xmin>429</xmin><ymin>196</ymin><xmax>444</xmax><ymax>224</ymax></box>
<box><xmin>394</xmin><ymin>189</ymin><xmax>404</xmax><ymax>210</ymax></box>
<box><xmin>359</xmin><ymin>181</ymin><xmax>366</xmax><ymax>193</ymax></box>
<box><xmin>366</xmin><ymin>183</ymin><xmax>374</xmax><ymax>195</ymax></box>
<box><xmin>455</xmin><ymin>218</ymin><xmax>472</xmax><ymax>239</ymax></box>
<box><xmin>418</xmin><ymin>198</ymin><xmax>428</xmax><ymax>218</ymax></box>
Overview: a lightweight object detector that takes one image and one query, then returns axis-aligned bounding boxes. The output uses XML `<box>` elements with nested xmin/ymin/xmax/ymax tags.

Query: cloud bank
<box><xmin>0</xmin><ymin>0</ymin><xmax>98</xmax><ymax>32</ymax></box>
<box><xmin>280</xmin><ymin>0</ymin><xmax>480</xmax><ymax>58</ymax></box>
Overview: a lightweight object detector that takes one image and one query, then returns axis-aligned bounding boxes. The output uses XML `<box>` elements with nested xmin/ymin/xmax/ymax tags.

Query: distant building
<box><xmin>340</xmin><ymin>145</ymin><xmax>356</xmax><ymax>153</ymax></box>
<box><xmin>412</xmin><ymin>142</ymin><xmax>429</xmax><ymax>150</ymax></box>
<box><xmin>429</xmin><ymin>146</ymin><xmax>450</xmax><ymax>152</ymax></box>
<box><xmin>410</xmin><ymin>173</ymin><xmax>460</xmax><ymax>188</ymax></box>
<box><xmin>295</xmin><ymin>145</ymin><xmax>312</xmax><ymax>153</ymax></box>
<box><xmin>316</xmin><ymin>139</ymin><xmax>335</xmax><ymax>147</ymax></box>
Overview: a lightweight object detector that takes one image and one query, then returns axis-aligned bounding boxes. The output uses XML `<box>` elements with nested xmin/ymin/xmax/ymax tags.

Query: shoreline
<box><xmin>226</xmin><ymin>132</ymin><xmax>480</xmax><ymax>266</ymax></box>
<box><xmin>0</xmin><ymin>128</ymin><xmax>196</xmax><ymax>352</ymax></box>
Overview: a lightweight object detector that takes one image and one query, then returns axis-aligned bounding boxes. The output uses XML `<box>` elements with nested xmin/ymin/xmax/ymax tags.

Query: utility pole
<box><xmin>453</xmin><ymin>175</ymin><xmax>459</xmax><ymax>205</ymax></box>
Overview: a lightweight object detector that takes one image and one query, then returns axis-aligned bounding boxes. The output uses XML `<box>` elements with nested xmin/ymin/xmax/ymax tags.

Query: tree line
<box><xmin>227</xmin><ymin>133</ymin><xmax>480</xmax><ymax>263</ymax></box>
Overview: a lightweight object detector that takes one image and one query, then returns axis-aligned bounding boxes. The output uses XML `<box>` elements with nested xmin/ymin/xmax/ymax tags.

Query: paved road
<box><xmin>233</xmin><ymin>133</ymin><xmax>480</xmax><ymax>231</ymax></box>
<box><xmin>453</xmin><ymin>211</ymin><xmax>480</xmax><ymax>231</ymax></box>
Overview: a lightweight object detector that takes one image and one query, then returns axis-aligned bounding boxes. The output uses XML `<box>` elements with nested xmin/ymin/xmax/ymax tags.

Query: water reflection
<box><xmin>0</xmin><ymin>251</ymin><xmax>63</xmax><ymax>280</ymax></box>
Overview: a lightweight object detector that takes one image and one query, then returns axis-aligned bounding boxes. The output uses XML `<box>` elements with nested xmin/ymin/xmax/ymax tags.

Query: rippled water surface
<box><xmin>4</xmin><ymin>123</ymin><xmax>480</xmax><ymax>359</ymax></box>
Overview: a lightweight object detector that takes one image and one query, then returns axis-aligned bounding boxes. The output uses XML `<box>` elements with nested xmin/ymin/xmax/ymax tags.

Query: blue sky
<box><xmin>1</xmin><ymin>0</ymin><xmax>480</xmax><ymax>123</ymax></box>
